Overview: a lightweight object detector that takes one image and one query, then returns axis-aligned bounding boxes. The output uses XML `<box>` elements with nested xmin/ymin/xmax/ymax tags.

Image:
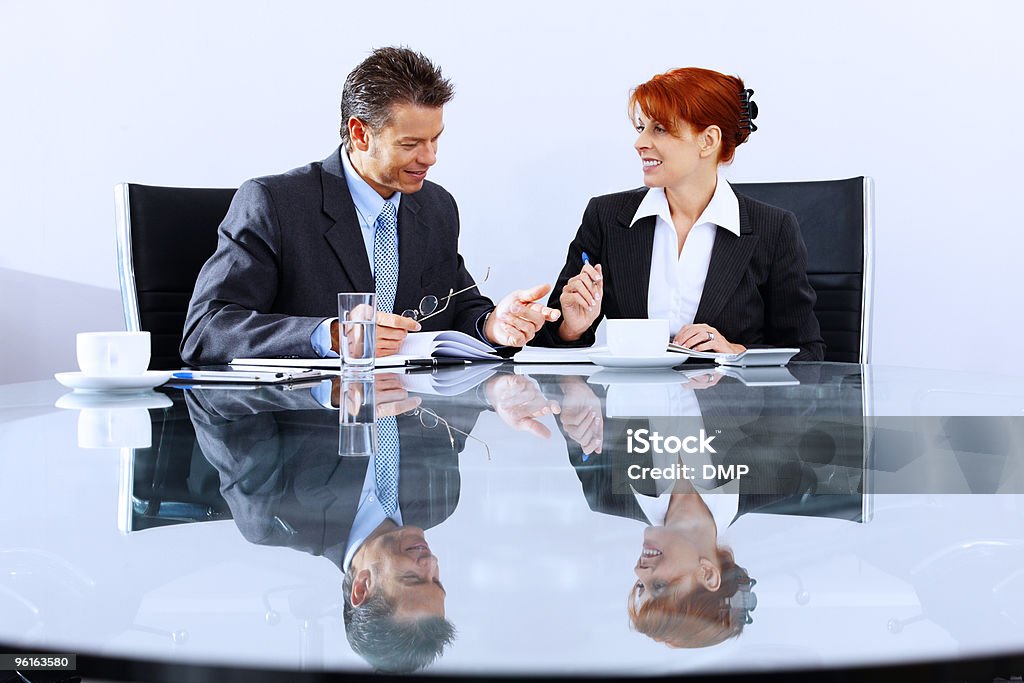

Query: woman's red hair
<box><xmin>629</xmin><ymin>67</ymin><xmax>751</xmax><ymax>164</ymax></box>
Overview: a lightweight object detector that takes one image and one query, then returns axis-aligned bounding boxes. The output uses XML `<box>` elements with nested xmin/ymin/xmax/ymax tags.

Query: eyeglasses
<box><xmin>402</xmin><ymin>267</ymin><xmax>491</xmax><ymax>322</ymax></box>
<box><xmin>405</xmin><ymin>406</ymin><xmax>491</xmax><ymax>461</ymax></box>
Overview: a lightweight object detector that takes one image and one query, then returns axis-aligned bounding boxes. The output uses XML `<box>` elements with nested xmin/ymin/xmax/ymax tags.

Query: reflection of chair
<box><xmin>128</xmin><ymin>393</ymin><xmax>232</xmax><ymax>531</ymax></box>
<box><xmin>733</xmin><ymin>177</ymin><xmax>874</xmax><ymax>364</ymax></box>
<box><xmin>114</xmin><ymin>184</ymin><xmax>236</xmax><ymax>370</ymax></box>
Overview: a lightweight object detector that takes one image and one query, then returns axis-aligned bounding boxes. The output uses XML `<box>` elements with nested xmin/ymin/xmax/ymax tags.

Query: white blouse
<box><xmin>631</xmin><ymin>175</ymin><xmax>741</xmax><ymax>336</ymax></box>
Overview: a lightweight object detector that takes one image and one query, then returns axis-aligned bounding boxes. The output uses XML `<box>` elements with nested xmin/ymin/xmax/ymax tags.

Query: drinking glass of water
<box><xmin>337</xmin><ymin>293</ymin><xmax>377</xmax><ymax>369</ymax></box>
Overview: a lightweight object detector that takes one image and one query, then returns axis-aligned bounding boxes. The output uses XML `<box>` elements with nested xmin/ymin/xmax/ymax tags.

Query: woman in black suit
<box><xmin>539</xmin><ymin>67</ymin><xmax>824</xmax><ymax>360</ymax></box>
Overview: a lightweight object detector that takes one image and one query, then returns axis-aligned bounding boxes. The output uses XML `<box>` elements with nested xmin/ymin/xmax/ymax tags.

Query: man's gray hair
<box><xmin>339</xmin><ymin>46</ymin><xmax>455</xmax><ymax>148</ymax></box>
<box><xmin>342</xmin><ymin>563</ymin><xmax>456</xmax><ymax>673</ymax></box>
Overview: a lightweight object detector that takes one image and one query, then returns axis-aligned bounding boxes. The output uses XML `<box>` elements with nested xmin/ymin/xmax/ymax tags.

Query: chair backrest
<box><xmin>732</xmin><ymin>177</ymin><xmax>874</xmax><ymax>364</ymax></box>
<box><xmin>115</xmin><ymin>183</ymin><xmax>236</xmax><ymax>370</ymax></box>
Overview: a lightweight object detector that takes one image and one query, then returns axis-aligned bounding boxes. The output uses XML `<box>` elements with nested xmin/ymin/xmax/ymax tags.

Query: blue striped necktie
<box><xmin>374</xmin><ymin>201</ymin><xmax>399</xmax><ymax>314</ymax></box>
<box><xmin>375</xmin><ymin>415</ymin><xmax>401</xmax><ymax>517</ymax></box>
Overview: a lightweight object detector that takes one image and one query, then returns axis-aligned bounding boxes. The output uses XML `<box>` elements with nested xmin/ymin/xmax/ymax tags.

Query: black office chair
<box><xmin>123</xmin><ymin>393</ymin><xmax>233</xmax><ymax>533</ymax></box>
<box><xmin>733</xmin><ymin>177</ymin><xmax>874</xmax><ymax>364</ymax></box>
<box><xmin>115</xmin><ymin>184</ymin><xmax>236</xmax><ymax>370</ymax></box>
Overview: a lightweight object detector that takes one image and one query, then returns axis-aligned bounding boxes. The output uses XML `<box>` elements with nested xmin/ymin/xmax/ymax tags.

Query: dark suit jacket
<box><xmin>186</xmin><ymin>386</ymin><xmax>481</xmax><ymax>569</ymax></box>
<box><xmin>534</xmin><ymin>187</ymin><xmax>825</xmax><ymax>361</ymax></box>
<box><xmin>553</xmin><ymin>368</ymin><xmax>866</xmax><ymax>526</ymax></box>
<box><xmin>181</xmin><ymin>147</ymin><xmax>494</xmax><ymax>365</ymax></box>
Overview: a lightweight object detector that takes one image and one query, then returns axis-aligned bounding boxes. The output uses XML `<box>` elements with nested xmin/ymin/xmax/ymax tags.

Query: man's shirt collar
<box><xmin>341</xmin><ymin>148</ymin><xmax>401</xmax><ymax>229</ymax></box>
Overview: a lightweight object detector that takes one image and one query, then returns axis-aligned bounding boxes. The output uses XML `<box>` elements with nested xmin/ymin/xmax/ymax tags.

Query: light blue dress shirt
<box><xmin>311</xmin><ymin>151</ymin><xmax>402</xmax><ymax>357</ymax></box>
<box><xmin>309</xmin><ymin>380</ymin><xmax>404</xmax><ymax>570</ymax></box>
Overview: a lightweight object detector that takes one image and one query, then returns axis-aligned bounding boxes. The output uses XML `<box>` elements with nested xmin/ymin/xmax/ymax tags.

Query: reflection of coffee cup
<box><xmin>77</xmin><ymin>331</ymin><xmax>151</xmax><ymax>377</ymax></box>
<box><xmin>56</xmin><ymin>391</ymin><xmax>170</xmax><ymax>449</ymax></box>
<box><xmin>78</xmin><ymin>408</ymin><xmax>152</xmax><ymax>449</ymax></box>
<box><xmin>606</xmin><ymin>319</ymin><xmax>669</xmax><ymax>356</ymax></box>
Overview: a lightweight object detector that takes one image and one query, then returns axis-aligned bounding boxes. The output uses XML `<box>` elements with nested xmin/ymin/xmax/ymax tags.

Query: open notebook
<box><xmin>666</xmin><ymin>343</ymin><xmax>799</xmax><ymax>367</ymax></box>
<box><xmin>232</xmin><ymin>330</ymin><xmax>501</xmax><ymax>369</ymax></box>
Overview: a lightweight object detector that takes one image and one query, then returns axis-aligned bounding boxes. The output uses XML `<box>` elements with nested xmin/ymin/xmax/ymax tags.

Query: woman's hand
<box><xmin>673</xmin><ymin>323</ymin><xmax>746</xmax><ymax>355</ymax></box>
<box><xmin>558</xmin><ymin>263</ymin><xmax>604</xmax><ymax>342</ymax></box>
<box><xmin>556</xmin><ymin>377</ymin><xmax>603</xmax><ymax>457</ymax></box>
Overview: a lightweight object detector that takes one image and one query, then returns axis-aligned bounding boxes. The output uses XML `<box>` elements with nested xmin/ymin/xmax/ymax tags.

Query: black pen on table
<box><xmin>404</xmin><ymin>358</ymin><xmax>470</xmax><ymax>368</ymax></box>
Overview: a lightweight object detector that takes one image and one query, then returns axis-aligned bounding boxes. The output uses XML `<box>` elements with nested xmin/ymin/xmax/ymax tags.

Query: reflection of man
<box><xmin>186</xmin><ymin>374</ymin><xmax>485</xmax><ymax>672</ymax></box>
<box><xmin>182</xmin><ymin>47</ymin><xmax>557</xmax><ymax>366</ymax></box>
<box><xmin>343</xmin><ymin>521</ymin><xmax>452</xmax><ymax>671</ymax></box>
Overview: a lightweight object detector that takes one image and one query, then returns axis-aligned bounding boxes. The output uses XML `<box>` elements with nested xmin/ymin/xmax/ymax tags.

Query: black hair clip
<box><xmin>725</xmin><ymin>577</ymin><xmax>758</xmax><ymax>625</ymax></box>
<box><xmin>739</xmin><ymin>88</ymin><xmax>759</xmax><ymax>133</ymax></box>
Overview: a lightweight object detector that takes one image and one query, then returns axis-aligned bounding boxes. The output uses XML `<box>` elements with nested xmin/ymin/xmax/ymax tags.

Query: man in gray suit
<box><xmin>181</xmin><ymin>47</ymin><xmax>558</xmax><ymax>366</ymax></box>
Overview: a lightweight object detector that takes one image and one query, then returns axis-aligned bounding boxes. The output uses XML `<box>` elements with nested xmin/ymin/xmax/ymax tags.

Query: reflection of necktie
<box><xmin>374</xmin><ymin>201</ymin><xmax>399</xmax><ymax>314</ymax></box>
<box><xmin>375</xmin><ymin>415</ymin><xmax>401</xmax><ymax>517</ymax></box>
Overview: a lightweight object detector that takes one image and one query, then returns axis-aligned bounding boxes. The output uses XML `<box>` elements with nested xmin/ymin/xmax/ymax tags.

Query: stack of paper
<box><xmin>232</xmin><ymin>330</ymin><xmax>501</xmax><ymax>369</ymax></box>
<box><xmin>376</xmin><ymin>330</ymin><xmax>501</xmax><ymax>367</ymax></box>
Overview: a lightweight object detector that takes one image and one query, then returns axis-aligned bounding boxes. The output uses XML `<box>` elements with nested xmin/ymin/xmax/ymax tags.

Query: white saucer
<box><xmin>54</xmin><ymin>371</ymin><xmax>172</xmax><ymax>393</ymax></box>
<box><xmin>588</xmin><ymin>352</ymin><xmax>685</xmax><ymax>369</ymax></box>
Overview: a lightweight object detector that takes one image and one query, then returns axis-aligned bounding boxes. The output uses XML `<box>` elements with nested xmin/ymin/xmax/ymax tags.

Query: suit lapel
<box><xmin>612</xmin><ymin>192</ymin><xmax>654</xmax><ymax>318</ymax></box>
<box><xmin>320</xmin><ymin>148</ymin><xmax>375</xmax><ymax>293</ymax></box>
<box><xmin>693</xmin><ymin>194</ymin><xmax>759</xmax><ymax>324</ymax></box>
<box><xmin>395</xmin><ymin>194</ymin><xmax>429</xmax><ymax>315</ymax></box>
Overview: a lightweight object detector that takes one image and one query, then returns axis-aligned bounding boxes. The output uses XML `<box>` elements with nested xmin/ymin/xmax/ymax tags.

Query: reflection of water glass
<box><xmin>339</xmin><ymin>374</ymin><xmax>377</xmax><ymax>457</ymax></box>
<box><xmin>338</xmin><ymin>293</ymin><xmax>377</xmax><ymax>369</ymax></box>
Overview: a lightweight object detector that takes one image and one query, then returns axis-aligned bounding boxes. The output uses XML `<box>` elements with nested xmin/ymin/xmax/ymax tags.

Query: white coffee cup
<box><xmin>606</xmin><ymin>318</ymin><xmax>670</xmax><ymax>356</ymax></box>
<box><xmin>77</xmin><ymin>331</ymin><xmax>151</xmax><ymax>377</ymax></box>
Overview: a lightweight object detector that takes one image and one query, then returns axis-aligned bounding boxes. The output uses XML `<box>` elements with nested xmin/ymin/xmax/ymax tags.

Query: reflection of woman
<box><xmin>629</xmin><ymin>476</ymin><xmax>756</xmax><ymax>648</ymax></box>
<box><xmin>539</xmin><ymin>67</ymin><xmax>824</xmax><ymax>360</ymax></box>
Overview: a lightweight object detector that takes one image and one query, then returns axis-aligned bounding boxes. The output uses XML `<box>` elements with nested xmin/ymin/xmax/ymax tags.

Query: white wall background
<box><xmin>2</xmin><ymin>0</ymin><xmax>1023</xmax><ymax>382</ymax></box>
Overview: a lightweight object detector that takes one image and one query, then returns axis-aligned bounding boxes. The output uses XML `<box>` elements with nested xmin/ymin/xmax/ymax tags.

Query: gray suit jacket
<box><xmin>181</xmin><ymin>147</ymin><xmax>494</xmax><ymax>365</ymax></box>
<box><xmin>186</xmin><ymin>386</ymin><xmax>476</xmax><ymax>568</ymax></box>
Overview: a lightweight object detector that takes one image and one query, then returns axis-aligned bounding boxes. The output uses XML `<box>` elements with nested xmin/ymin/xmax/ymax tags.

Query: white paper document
<box><xmin>375</xmin><ymin>330</ymin><xmax>501</xmax><ymax>367</ymax></box>
<box><xmin>232</xmin><ymin>330</ymin><xmax>501</xmax><ymax>370</ymax></box>
<box><xmin>667</xmin><ymin>344</ymin><xmax>799</xmax><ymax>367</ymax></box>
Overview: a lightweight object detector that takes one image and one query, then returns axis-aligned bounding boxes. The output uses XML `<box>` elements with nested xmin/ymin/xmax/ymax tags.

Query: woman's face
<box><xmin>633</xmin><ymin>525</ymin><xmax>709</xmax><ymax>609</ymax></box>
<box><xmin>633</xmin><ymin>112</ymin><xmax>705</xmax><ymax>189</ymax></box>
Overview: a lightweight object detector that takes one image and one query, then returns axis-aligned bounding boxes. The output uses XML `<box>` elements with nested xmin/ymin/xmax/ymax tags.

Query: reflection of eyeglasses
<box><xmin>402</xmin><ymin>267</ymin><xmax>491</xmax><ymax>322</ymax></box>
<box><xmin>405</xmin><ymin>406</ymin><xmax>491</xmax><ymax>461</ymax></box>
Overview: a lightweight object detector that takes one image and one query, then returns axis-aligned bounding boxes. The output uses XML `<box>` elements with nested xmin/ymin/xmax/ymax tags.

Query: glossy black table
<box><xmin>1</xmin><ymin>362</ymin><xmax>1023</xmax><ymax>682</ymax></box>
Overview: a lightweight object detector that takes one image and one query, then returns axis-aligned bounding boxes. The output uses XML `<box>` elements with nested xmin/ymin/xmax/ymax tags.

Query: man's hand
<box><xmin>331</xmin><ymin>312</ymin><xmax>421</xmax><ymax>358</ymax></box>
<box><xmin>484</xmin><ymin>374</ymin><xmax>560</xmax><ymax>438</ymax></box>
<box><xmin>485</xmin><ymin>284</ymin><xmax>561</xmax><ymax>348</ymax></box>
<box><xmin>372</xmin><ymin>373</ymin><xmax>422</xmax><ymax>416</ymax></box>
<box><xmin>332</xmin><ymin>372</ymin><xmax>421</xmax><ymax>416</ymax></box>
<box><xmin>375</xmin><ymin>312</ymin><xmax>421</xmax><ymax>357</ymax></box>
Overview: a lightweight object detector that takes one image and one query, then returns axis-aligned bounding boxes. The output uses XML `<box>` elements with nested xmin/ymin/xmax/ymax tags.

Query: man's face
<box><xmin>351</xmin><ymin>103</ymin><xmax>444</xmax><ymax>198</ymax></box>
<box><xmin>356</xmin><ymin>525</ymin><xmax>446</xmax><ymax>619</ymax></box>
